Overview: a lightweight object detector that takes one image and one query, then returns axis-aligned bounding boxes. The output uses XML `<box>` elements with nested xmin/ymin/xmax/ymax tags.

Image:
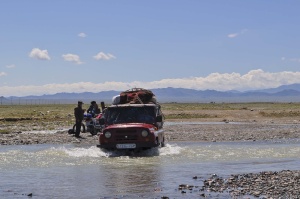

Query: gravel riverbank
<box><xmin>178</xmin><ymin>170</ymin><xmax>300</xmax><ymax>198</ymax></box>
<box><xmin>1</xmin><ymin>119</ymin><xmax>300</xmax><ymax>145</ymax></box>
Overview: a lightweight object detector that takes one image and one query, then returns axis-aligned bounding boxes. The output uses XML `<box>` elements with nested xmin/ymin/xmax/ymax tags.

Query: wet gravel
<box><xmin>0</xmin><ymin>130</ymin><xmax>99</xmax><ymax>145</ymax></box>
<box><xmin>193</xmin><ymin>170</ymin><xmax>300</xmax><ymax>198</ymax></box>
<box><xmin>166</xmin><ymin>121</ymin><xmax>300</xmax><ymax>142</ymax></box>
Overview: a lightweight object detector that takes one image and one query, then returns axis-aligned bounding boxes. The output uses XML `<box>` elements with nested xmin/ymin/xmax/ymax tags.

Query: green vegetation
<box><xmin>0</xmin><ymin>104</ymin><xmax>75</xmax><ymax>119</ymax></box>
<box><xmin>0</xmin><ymin>129</ymin><xmax>10</xmax><ymax>134</ymax></box>
<box><xmin>160</xmin><ymin>102</ymin><xmax>300</xmax><ymax>119</ymax></box>
<box><xmin>161</xmin><ymin>102</ymin><xmax>300</xmax><ymax>111</ymax></box>
<box><xmin>0</xmin><ymin>104</ymin><xmax>75</xmax><ymax>133</ymax></box>
<box><xmin>165</xmin><ymin>113</ymin><xmax>217</xmax><ymax>119</ymax></box>
<box><xmin>161</xmin><ymin>103</ymin><xmax>233</xmax><ymax>111</ymax></box>
<box><xmin>259</xmin><ymin>110</ymin><xmax>300</xmax><ymax>117</ymax></box>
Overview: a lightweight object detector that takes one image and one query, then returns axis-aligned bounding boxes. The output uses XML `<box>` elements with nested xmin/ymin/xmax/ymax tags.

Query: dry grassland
<box><xmin>1</xmin><ymin>102</ymin><xmax>300</xmax><ymax>134</ymax></box>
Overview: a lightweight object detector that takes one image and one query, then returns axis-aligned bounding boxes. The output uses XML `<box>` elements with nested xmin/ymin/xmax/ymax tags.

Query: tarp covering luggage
<box><xmin>118</xmin><ymin>88</ymin><xmax>157</xmax><ymax>104</ymax></box>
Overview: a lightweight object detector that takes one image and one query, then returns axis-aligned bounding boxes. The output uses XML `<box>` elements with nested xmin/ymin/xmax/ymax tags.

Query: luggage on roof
<box><xmin>117</xmin><ymin>88</ymin><xmax>157</xmax><ymax>104</ymax></box>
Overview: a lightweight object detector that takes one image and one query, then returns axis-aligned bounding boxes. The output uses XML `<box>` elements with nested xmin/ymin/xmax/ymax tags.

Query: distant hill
<box><xmin>252</xmin><ymin>83</ymin><xmax>300</xmax><ymax>93</ymax></box>
<box><xmin>3</xmin><ymin>84</ymin><xmax>300</xmax><ymax>105</ymax></box>
<box><xmin>23</xmin><ymin>90</ymin><xmax>120</xmax><ymax>100</ymax></box>
<box><xmin>153</xmin><ymin>86</ymin><xmax>300</xmax><ymax>102</ymax></box>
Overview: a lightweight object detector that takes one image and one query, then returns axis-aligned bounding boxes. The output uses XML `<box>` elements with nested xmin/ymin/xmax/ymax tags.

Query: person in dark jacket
<box><xmin>87</xmin><ymin>101</ymin><xmax>100</xmax><ymax>116</ymax></box>
<box><xmin>74</xmin><ymin>101</ymin><xmax>84</xmax><ymax>138</ymax></box>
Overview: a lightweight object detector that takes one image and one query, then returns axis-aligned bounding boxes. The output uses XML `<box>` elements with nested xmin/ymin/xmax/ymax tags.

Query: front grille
<box><xmin>116</xmin><ymin>130</ymin><xmax>136</xmax><ymax>134</ymax></box>
<box><xmin>115</xmin><ymin>129</ymin><xmax>138</xmax><ymax>141</ymax></box>
<box><xmin>115</xmin><ymin>134</ymin><xmax>138</xmax><ymax>141</ymax></box>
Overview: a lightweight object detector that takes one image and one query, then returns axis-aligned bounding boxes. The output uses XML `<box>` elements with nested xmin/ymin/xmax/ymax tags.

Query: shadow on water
<box><xmin>100</xmin><ymin>147</ymin><xmax>160</xmax><ymax>157</ymax></box>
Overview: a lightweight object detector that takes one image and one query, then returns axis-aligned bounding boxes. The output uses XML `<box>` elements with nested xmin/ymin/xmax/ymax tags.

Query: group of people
<box><xmin>74</xmin><ymin>100</ymin><xmax>104</xmax><ymax>138</ymax></box>
<box><xmin>87</xmin><ymin>101</ymin><xmax>101</xmax><ymax>116</ymax></box>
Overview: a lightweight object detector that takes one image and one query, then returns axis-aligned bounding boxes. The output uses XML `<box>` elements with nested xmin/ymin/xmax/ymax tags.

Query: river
<box><xmin>1</xmin><ymin>138</ymin><xmax>300</xmax><ymax>198</ymax></box>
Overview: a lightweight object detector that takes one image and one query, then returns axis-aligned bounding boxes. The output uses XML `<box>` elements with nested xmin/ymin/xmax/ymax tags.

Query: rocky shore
<box><xmin>209</xmin><ymin>169</ymin><xmax>300</xmax><ymax>198</ymax></box>
<box><xmin>176</xmin><ymin>170</ymin><xmax>300</xmax><ymax>198</ymax></box>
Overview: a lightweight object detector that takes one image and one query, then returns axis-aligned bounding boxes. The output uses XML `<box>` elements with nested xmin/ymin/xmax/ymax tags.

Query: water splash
<box><xmin>22</xmin><ymin>129</ymin><xmax>68</xmax><ymax>134</ymax></box>
<box><xmin>61</xmin><ymin>144</ymin><xmax>183</xmax><ymax>158</ymax></box>
<box><xmin>159</xmin><ymin>143</ymin><xmax>182</xmax><ymax>156</ymax></box>
<box><xmin>60</xmin><ymin>146</ymin><xmax>110</xmax><ymax>157</ymax></box>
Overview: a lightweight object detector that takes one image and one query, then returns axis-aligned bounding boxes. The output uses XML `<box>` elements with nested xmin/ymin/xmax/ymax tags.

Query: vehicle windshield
<box><xmin>104</xmin><ymin>106</ymin><xmax>156</xmax><ymax>125</ymax></box>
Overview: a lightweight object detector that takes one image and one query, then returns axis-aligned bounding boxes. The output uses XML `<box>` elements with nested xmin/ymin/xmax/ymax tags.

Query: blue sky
<box><xmin>1</xmin><ymin>0</ymin><xmax>300</xmax><ymax>97</ymax></box>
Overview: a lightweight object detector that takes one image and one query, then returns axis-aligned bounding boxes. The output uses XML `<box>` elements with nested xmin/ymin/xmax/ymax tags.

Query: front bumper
<box><xmin>97</xmin><ymin>142</ymin><xmax>159</xmax><ymax>150</ymax></box>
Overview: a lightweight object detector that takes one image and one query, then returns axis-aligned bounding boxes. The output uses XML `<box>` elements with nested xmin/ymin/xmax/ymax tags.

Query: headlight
<box><xmin>141</xmin><ymin>130</ymin><xmax>148</xmax><ymax>137</ymax></box>
<box><xmin>104</xmin><ymin>131</ymin><xmax>111</xmax><ymax>138</ymax></box>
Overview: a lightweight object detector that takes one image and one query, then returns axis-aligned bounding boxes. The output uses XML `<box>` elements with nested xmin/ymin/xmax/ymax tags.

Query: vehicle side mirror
<box><xmin>156</xmin><ymin>115</ymin><xmax>162</xmax><ymax>122</ymax></box>
<box><xmin>99</xmin><ymin>118</ymin><xmax>105</xmax><ymax>125</ymax></box>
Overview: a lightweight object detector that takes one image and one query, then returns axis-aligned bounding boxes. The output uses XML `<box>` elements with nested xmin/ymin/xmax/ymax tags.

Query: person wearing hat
<box><xmin>74</xmin><ymin>101</ymin><xmax>85</xmax><ymax>138</ymax></box>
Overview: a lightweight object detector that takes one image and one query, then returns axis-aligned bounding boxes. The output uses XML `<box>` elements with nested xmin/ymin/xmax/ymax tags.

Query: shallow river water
<box><xmin>1</xmin><ymin>138</ymin><xmax>300</xmax><ymax>198</ymax></box>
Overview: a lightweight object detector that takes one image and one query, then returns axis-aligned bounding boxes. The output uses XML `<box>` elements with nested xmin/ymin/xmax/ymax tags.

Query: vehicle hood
<box><xmin>105</xmin><ymin>123</ymin><xmax>155</xmax><ymax>130</ymax></box>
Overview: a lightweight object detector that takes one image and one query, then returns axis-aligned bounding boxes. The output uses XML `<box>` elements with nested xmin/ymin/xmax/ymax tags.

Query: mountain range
<box><xmin>2</xmin><ymin>83</ymin><xmax>300</xmax><ymax>104</ymax></box>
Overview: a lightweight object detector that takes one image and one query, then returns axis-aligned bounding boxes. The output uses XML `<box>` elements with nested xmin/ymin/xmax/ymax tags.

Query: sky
<box><xmin>1</xmin><ymin>0</ymin><xmax>300</xmax><ymax>97</ymax></box>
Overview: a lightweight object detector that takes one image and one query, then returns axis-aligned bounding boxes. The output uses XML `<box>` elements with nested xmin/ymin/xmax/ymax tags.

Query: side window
<box><xmin>155</xmin><ymin>106</ymin><xmax>164</xmax><ymax>128</ymax></box>
<box><xmin>155</xmin><ymin>106</ymin><xmax>159</xmax><ymax>116</ymax></box>
<box><xmin>157</xmin><ymin>106</ymin><xmax>162</xmax><ymax>116</ymax></box>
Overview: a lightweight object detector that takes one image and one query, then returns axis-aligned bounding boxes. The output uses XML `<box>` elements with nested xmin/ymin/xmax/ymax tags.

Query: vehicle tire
<box><xmin>89</xmin><ymin>125</ymin><xmax>97</xmax><ymax>136</ymax></box>
<box><xmin>73</xmin><ymin>123</ymin><xmax>86</xmax><ymax>133</ymax></box>
<box><xmin>68</xmin><ymin>129</ymin><xmax>75</xmax><ymax>134</ymax></box>
<box><xmin>155</xmin><ymin>137</ymin><xmax>159</xmax><ymax>146</ymax></box>
<box><xmin>161</xmin><ymin>137</ymin><xmax>165</xmax><ymax>147</ymax></box>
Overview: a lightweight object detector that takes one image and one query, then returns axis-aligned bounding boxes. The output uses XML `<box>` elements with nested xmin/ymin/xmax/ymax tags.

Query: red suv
<box><xmin>97</xmin><ymin>104</ymin><xmax>165</xmax><ymax>150</ymax></box>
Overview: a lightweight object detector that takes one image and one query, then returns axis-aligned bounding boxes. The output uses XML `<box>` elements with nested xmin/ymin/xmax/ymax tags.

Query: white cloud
<box><xmin>5</xmin><ymin>64</ymin><xmax>15</xmax><ymax>68</ymax></box>
<box><xmin>62</xmin><ymin>54</ymin><xmax>83</xmax><ymax>64</ymax></box>
<box><xmin>29</xmin><ymin>48</ymin><xmax>51</xmax><ymax>60</ymax></box>
<box><xmin>0</xmin><ymin>72</ymin><xmax>7</xmax><ymax>77</ymax></box>
<box><xmin>78</xmin><ymin>32</ymin><xmax>87</xmax><ymax>38</ymax></box>
<box><xmin>241</xmin><ymin>29</ymin><xmax>248</xmax><ymax>34</ymax></box>
<box><xmin>281</xmin><ymin>57</ymin><xmax>300</xmax><ymax>62</ymax></box>
<box><xmin>289</xmin><ymin>58</ymin><xmax>300</xmax><ymax>62</ymax></box>
<box><xmin>228</xmin><ymin>29</ymin><xmax>248</xmax><ymax>38</ymax></box>
<box><xmin>228</xmin><ymin>33</ymin><xmax>239</xmax><ymax>38</ymax></box>
<box><xmin>2</xmin><ymin>69</ymin><xmax>300</xmax><ymax>97</ymax></box>
<box><xmin>93</xmin><ymin>52</ymin><xmax>116</xmax><ymax>60</ymax></box>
